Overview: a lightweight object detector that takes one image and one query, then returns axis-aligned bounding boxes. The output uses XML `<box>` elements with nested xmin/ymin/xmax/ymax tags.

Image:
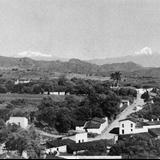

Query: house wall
<box><xmin>59</xmin><ymin>92</ymin><xmax>65</xmax><ymax>95</ymax></box>
<box><xmin>45</xmin><ymin>145</ymin><xmax>67</xmax><ymax>154</ymax></box>
<box><xmin>6</xmin><ymin>117</ymin><xmax>28</xmax><ymax>129</ymax></box>
<box><xmin>119</xmin><ymin>120</ymin><xmax>136</xmax><ymax>135</ymax></box>
<box><xmin>65</xmin><ymin>132</ymin><xmax>88</xmax><ymax>143</ymax></box>
<box><xmin>75</xmin><ymin>132</ymin><xmax>88</xmax><ymax>143</ymax></box>
<box><xmin>87</xmin><ymin>128</ymin><xmax>102</xmax><ymax>134</ymax></box>
<box><xmin>100</xmin><ymin>117</ymin><xmax>108</xmax><ymax>132</ymax></box>
<box><xmin>144</xmin><ymin>124</ymin><xmax>160</xmax><ymax>130</ymax></box>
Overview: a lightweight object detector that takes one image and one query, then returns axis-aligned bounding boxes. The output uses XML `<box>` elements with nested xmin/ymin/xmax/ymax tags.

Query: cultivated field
<box><xmin>0</xmin><ymin>93</ymin><xmax>65</xmax><ymax>103</ymax></box>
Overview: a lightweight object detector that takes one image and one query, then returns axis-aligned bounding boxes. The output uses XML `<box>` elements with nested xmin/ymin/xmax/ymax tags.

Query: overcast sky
<box><xmin>0</xmin><ymin>0</ymin><xmax>160</xmax><ymax>59</ymax></box>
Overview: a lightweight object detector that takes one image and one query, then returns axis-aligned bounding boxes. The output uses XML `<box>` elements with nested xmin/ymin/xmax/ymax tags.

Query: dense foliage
<box><xmin>109</xmin><ymin>133</ymin><xmax>160</xmax><ymax>159</ymax></box>
<box><xmin>0</xmin><ymin>122</ymin><xmax>44</xmax><ymax>159</ymax></box>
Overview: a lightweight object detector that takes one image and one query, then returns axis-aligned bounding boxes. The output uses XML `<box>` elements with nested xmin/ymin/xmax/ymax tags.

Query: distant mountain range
<box><xmin>88</xmin><ymin>52</ymin><xmax>160</xmax><ymax>67</ymax></box>
<box><xmin>0</xmin><ymin>56</ymin><xmax>143</xmax><ymax>76</ymax></box>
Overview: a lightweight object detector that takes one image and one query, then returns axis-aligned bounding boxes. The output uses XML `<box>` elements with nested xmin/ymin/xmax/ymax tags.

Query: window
<box><xmin>122</xmin><ymin>124</ymin><xmax>124</xmax><ymax>128</ymax></box>
<box><xmin>131</xmin><ymin>129</ymin><xmax>133</xmax><ymax>132</ymax></box>
<box><xmin>122</xmin><ymin>129</ymin><xmax>124</xmax><ymax>134</ymax></box>
<box><xmin>131</xmin><ymin>123</ymin><xmax>133</xmax><ymax>127</ymax></box>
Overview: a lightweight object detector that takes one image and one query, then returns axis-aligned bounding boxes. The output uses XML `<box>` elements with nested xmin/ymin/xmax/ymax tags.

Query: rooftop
<box><xmin>67</xmin><ymin>139</ymin><xmax>114</xmax><ymax>152</ymax></box>
<box><xmin>148</xmin><ymin>128</ymin><xmax>160</xmax><ymax>137</ymax></box>
<box><xmin>91</xmin><ymin>117</ymin><xmax>106</xmax><ymax>123</ymax></box>
<box><xmin>46</xmin><ymin>139</ymin><xmax>75</xmax><ymax>148</ymax></box>
<box><xmin>119</xmin><ymin>118</ymin><xmax>137</xmax><ymax>123</ymax></box>
<box><xmin>84</xmin><ymin>121</ymin><xmax>101</xmax><ymax>129</ymax></box>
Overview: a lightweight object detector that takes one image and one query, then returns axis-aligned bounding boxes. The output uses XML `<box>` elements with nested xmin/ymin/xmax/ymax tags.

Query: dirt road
<box><xmin>88</xmin><ymin>93</ymin><xmax>144</xmax><ymax>141</ymax></box>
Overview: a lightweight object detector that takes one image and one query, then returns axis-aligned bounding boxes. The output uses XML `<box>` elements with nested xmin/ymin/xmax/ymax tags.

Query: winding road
<box><xmin>88</xmin><ymin>92</ymin><xmax>145</xmax><ymax>141</ymax></box>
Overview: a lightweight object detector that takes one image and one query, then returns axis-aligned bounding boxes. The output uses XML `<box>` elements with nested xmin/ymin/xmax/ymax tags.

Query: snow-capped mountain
<box><xmin>88</xmin><ymin>47</ymin><xmax>160</xmax><ymax>67</ymax></box>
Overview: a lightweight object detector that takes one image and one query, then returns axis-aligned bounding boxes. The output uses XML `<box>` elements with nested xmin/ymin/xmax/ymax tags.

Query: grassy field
<box><xmin>0</xmin><ymin>93</ymin><xmax>66</xmax><ymax>103</ymax></box>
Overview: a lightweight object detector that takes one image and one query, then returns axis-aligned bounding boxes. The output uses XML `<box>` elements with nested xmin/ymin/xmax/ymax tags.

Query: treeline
<box><xmin>0</xmin><ymin>77</ymin><xmax>138</xmax><ymax>133</ymax></box>
<box><xmin>0</xmin><ymin>76</ymin><xmax>112</xmax><ymax>94</ymax></box>
<box><xmin>34</xmin><ymin>85</ymin><xmax>137</xmax><ymax>133</ymax></box>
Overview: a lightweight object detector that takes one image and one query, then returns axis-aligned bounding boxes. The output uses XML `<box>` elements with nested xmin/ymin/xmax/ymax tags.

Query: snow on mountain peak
<box><xmin>135</xmin><ymin>47</ymin><xmax>152</xmax><ymax>55</ymax></box>
<box><xmin>17</xmin><ymin>51</ymin><xmax>52</xmax><ymax>58</ymax></box>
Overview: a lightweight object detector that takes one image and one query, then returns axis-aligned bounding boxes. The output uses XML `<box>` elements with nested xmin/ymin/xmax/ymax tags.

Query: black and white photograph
<box><xmin>0</xmin><ymin>0</ymin><xmax>160</xmax><ymax>159</ymax></box>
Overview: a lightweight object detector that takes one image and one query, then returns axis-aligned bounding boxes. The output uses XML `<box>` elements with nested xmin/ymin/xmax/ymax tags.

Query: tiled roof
<box><xmin>75</xmin><ymin>120</ymin><xmax>86</xmax><ymax>127</ymax></box>
<box><xmin>142</xmin><ymin>121</ymin><xmax>160</xmax><ymax>126</ymax></box>
<box><xmin>84</xmin><ymin>121</ymin><xmax>101</xmax><ymax>129</ymax></box>
<box><xmin>148</xmin><ymin>128</ymin><xmax>160</xmax><ymax>137</ymax></box>
<box><xmin>46</xmin><ymin>139</ymin><xmax>75</xmax><ymax>148</ymax></box>
<box><xmin>67</xmin><ymin>139</ymin><xmax>114</xmax><ymax>152</ymax></box>
<box><xmin>92</xmin><ymin>117</ymin><xmax>106</xmax><ymax>123</ymax></box>
<box><xmin>84</xmin><ymin>117</ymin><xmax>106</xmax><ymax>129</ymax></box>
<box><xmin>119</xmin><ymin>118</ymin><xmax>137</xmax><ymax>123</ymax></box>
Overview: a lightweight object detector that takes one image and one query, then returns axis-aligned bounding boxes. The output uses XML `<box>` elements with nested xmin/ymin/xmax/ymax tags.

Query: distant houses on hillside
<box><xmin>43</xmin><ymin>91</ymin><xmax>70</xmax><ymax>96</ymax></box>
<box><xmin>14</xmin><ymin>79</ymin><xmax>30</xmax><ymax>85</ymax></box>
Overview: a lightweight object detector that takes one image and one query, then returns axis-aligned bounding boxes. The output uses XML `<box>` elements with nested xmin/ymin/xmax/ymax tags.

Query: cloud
<box><xmin>135</xmin><ymin>47</ymin><xmax>152</xmax><ymax>55</ymax></box>
<box><xmin>17</xmin><ymin>51</ymin><xmax>52</xmax><ymax>58</ymax></box>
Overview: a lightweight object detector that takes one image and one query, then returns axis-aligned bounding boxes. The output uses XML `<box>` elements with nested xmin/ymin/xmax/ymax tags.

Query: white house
<box><xmin>6</xmin><ymin>117</ymin><xmax>28</xmax><ymax>129</ymax></box>
<box><xmin>119</xmin><ymin>118</ymin><xmax>160</xmax><ymax>135</ymax></box>
<box><xmin>83</xmin><ymin>117</ymin><xmax>108</xmax><ymax>134</ymax></box>
<box><xmin>63</xmin><ymin>131</ymin><xmax>88</xmax><ymax>143</ymax></box>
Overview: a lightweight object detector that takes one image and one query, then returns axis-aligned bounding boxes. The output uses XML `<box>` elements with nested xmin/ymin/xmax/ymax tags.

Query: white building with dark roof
<box><xmin>119</xmin><ymin>118</ymin><xmax>160</xmax><ymax>135</ymax></box>
<box><xmin>83</xmin><ymin>117</ymin><xmax>108</xmax><ymax>134</ymax></box>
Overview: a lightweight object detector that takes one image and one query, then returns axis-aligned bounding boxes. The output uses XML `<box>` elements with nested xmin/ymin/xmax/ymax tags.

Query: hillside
<box><xmin>0</xmin><ymin>56</ymin><xmax>143</xmax><ymax>76</ymax></box>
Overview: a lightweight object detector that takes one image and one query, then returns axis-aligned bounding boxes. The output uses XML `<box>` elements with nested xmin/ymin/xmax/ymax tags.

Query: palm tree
<box><xmin>115</xmin><ymin>71</ymin><xmax>121</xmax><ymax>86</ymax></box>
<box><xmin>110</xmin><ymin>71</ymin><xmax>122</xmax><ymax>87</ymax></box>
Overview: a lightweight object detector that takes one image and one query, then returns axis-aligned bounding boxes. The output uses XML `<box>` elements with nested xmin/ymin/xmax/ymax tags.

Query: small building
<box><xmin>45</xmin><ymin>139</ymin><xmax>75</xmax><ymax>154</ymax></box>
<box><xmin>119</xmin><ymin>118</ymin><xmax>160</xmax><ymax>135</ymax></box>
<box><xmin>75</xmin><ymin>121</ymin><xmax>86</xmax><ymax>132</ymax></box>
<box><xmin>6</xmin><ymin>117</ymin><xmax>28</xmax><ymax>129</ymax></box>
<box><xmin>120</xmin><ymin>100</ymin><xmax>130</xmax><ymax>108</ymax></box>
<box><xmin>14</xmin><ymin>79</ymin><xmax>30</xmax><ymax>85</ymax></box>
<box><xmin>83</xmin><ymin>117</ymin><xmax>108</xmax><ymax>134</ymax></box>
<box><xmin>63</xmin><ymin>131</ymin><xmax>88</xmax><ymax>143</ymax></box>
